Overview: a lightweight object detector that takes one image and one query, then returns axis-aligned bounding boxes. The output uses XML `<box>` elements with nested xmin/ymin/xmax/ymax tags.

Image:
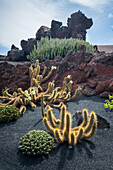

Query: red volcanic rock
<box><xmin>18</xmin><ymin>82</ymin><xmax>29</xmax><ymax>90</ymax></box>
<box><xmin>1</xmin><ymin>48</ymin><xmax>113</xmax><ymax>99</ymax></box>
<box><xmin>95</xmin><ymin>81</ymin><xmax>110</xmax><ymax>94</ymax></box>
<box><xmin>0</xmin><ymin>62</ymin><xmax>30</xmax><ymax>95</ymax></box>
<box><xmin>87</xmin><ymin>79</ymin><xmax>97</xmax><ymax>88</ymax></box>
<box><xmin>109</xmin><ymin>81</ymin><xmax>113</xmax><ymax>92</ymax></box>
<box><xmin>82</xmin><ymin>86</ymin><xmax>95</xmax><ymax>96</ymax></box>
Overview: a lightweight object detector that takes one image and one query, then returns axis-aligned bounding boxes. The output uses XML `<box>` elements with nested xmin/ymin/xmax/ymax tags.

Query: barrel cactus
<box><xmin>18</xmin><ymin>130</ymin><xmax>56</xmax><ymax>156</ymax></box>
<box><xmin>0</xmin><ymin>105</ymin><xmax>20</xmax><ymax>123</ymax></box>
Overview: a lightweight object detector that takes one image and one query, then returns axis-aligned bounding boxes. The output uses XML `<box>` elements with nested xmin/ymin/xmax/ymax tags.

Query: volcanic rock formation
<box><xmin>6</xmin><ymin>11</ymin><xmax>93</xmax><ymax>61</ymax></box>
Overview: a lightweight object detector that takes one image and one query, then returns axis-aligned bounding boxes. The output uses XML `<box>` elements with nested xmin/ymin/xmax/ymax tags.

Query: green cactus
<box><xmin>27</xmin><ymin>37</ymin><xmax>95</xmax><ymax>62</ymax></box>
<box><xmin>0</xmin><ymin>105</ymin><xmax>20</xmax><ymax>122</ymax></box>
<box><xmin>18</xmin><ymin>130</ymin><xmax>56</xmax><ymax>156</ymax></box>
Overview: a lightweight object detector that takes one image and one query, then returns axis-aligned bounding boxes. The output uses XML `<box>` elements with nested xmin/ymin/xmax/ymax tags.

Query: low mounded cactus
<box><xmin>0</xmin><ymin>105</ymin><xmax>20</xmax><ymax>122</ymax></box>
<box><xmin>18</xmin><ymin>130</ymin><xmax>56</xmax><ymax>156</ymax></box>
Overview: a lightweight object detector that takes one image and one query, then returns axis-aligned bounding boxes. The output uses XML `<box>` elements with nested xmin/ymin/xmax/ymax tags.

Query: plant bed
<box><xmin>0</xmin><ymin>96</ymin><xmax>113</xmax><ymax>170</ymax></box>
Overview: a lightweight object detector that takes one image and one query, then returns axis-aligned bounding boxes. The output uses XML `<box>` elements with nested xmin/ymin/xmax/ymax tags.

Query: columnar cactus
<box><xmin>0</xmin><ymin>60</ymin><xmax>82</xmax><ymax>114</ymax></box>
<box><xmin>29</xmin><ymin>59</ymin><xmax>57</xmax><ymax>87</ymax></box>
<box><xmin>41</xmin><ymin>98</ymin><xmax>97</xmax><ymax>146</ymax></box>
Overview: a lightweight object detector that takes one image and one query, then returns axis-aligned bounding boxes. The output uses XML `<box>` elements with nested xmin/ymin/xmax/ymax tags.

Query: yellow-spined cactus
<box><xmin>29</xmin><ymin>59</ymin><xmax>57</xmax><ymax>88</ymax></box>
<box><xmin>41</xmin><ymin>98</ymin><xmax>97</xmax><ymax>146</ymax></box>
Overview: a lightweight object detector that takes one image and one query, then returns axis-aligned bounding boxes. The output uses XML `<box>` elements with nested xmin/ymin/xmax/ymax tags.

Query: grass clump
<box><xmin>0</xmin><ymin>105</ymin><xmax>20</xmax><ymax>123</ymax></box>
<box><xmin>18</xmin><ymin>130</ymin><xmax>56</xmax><ymax>156</ymax></box>
<box><xmin>27</xmin><ymin>37</ymin><xmax>95</xmax><ymax>62</ymax></box>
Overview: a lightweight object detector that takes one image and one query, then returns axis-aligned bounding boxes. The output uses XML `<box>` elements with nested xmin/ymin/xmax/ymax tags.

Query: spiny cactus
<box><xmin>0</xmin><ymin>60</ymin><xmax>81</xmax><ymax>114</ymax></box>
<box><xmin>41</xmin><ymin>100</ymin><xmax>97</xmax><ymax>146</ymax></box>
<box><xmin>0</xmin><ymin>87</ymin><xmax>38</xmax><ymax>114</ymax></box>
<box><xmin>29</xmin><ymin>59</ymin><xmax>56</xmax><ymax>87</ymax></box>
<box><xmin>18</xmin><ymin>130</ymin><xmax>56</xmax><ymax>156</ymax></box>
<box><xmin>0</xmin><ymin>105</ymin><xmax>20</xmax><ymax>122</ymax></box>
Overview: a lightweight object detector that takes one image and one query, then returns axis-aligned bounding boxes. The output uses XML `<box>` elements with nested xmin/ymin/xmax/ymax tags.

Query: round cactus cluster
<box><xmin>0</xmin><ymin>105</ymin><xmax>20</xmax><ymax>123</ymax></box>
<box><xmin>18</xmin><ymin>130</ymin><xmax>56</xmax><ymax>156</ymax></box>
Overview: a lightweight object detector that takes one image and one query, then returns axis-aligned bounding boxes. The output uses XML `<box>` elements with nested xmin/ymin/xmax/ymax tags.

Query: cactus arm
<box><xmin>44</xmin><ymin>82</ymin><xmax>54</xmax><ymax>94</ymax></box>
<box><xmin>76</xmin><ymin>127</ymin><xmax>84</xmax><ymax>142</ymax></box>
<box><xmin>60</xmin><ymin>104</ymin><xmax>66</xmax><ymax>130</ymax></box>
<box><xmin>28</xmin><ymin>101</ymin><xmax>36</xmax><ymax>108</ymax></box>
<box><xmin>41</xmin><ymin>66</ymin><xmax>56</xmax><ymax>84</ymax></box>
<box><xmin>69</xmin><ymin>86</ymin><xmax>82</xmax><ymax>101</ymax></box>
<box><xmin>83</xmin><ymin>121</ymin><xmax>97</xmax><ymax>139</ymax></box>
<box><xmin>19</xmin><ymin>105</ymin><xmax>26</xmax><ymax>114</ymax></box>
<box><xmin>13</xmin><ymin>92</ymin><xmax>17</xmax><ymax>98</ymax></box>
<box><xmin>84</xmin><ymin>111</ymin><xmax>96</xmax><ymax>133</ymax></box>
<box><xmin>36</xmin><ymin>75</ymin><xmax>43</xmax><ymax>83</ymax></box>
<box><xmin>48</xmin><ymin>89</ymin><xmax>57</xmax><ymax>100</ymax></box>
<box><xmin>18</xmin><ymin>88</ymin><xmax>27</xmax><ymax>97</ymax></box>
<box><xmin>63</xmin><ymin>92</ymin><xmax>71</xmax><ymax>101</ymax></box>
<box><xmin>13</xmin><ymin>98</ymin><xmax>19</xmax><ymax>106</ymax></box>
<box><xmin>81</xmin><ymin>109</ymin><xmax>89</xmax><ymax>127</ymax></box>
<box><xmin>32</xmin><ymin>78</ymin><xmax>43</xmax><ymax>91</ymax></box>
<box><xmin>43</xmin><ymin>117</ymin><xmax>54</xmax><ymax>133</ymax></box>
<box><xmin>48</xmin><ymin>102</ymin><xmax>63</xmax><ymax>108</ymax></box>
<box><xmin>47</xmin><ymin>109</ymin><xmax>57</xmax><ymax>128</ymax></box>
<box><xmin>41</xmin><ymin>95</ymin><xmax>45</xmax><ymax>117</ymax></box>
<box><xmin>69</xmin><ymin>131</ymin><xmax>77</xmax><ymax>146</ymax></box>
<box><xmin>65</xmin><ymin>112</ymin><xmax>72</xmax><ymax>134</ymax></box>
<box><xmin>35</xmin><ymin>59</ymin><xmax>39</xmax><ymax>67</ymax></box>
<box><xmin>54</xmin><ymin>128</ymin><xmax>64</xmax><ymax>143</ymax></box>
<box><xmin>42</xmin><ymin>66</ymin><xmax>47</xmax><ymax>77</ymax></box>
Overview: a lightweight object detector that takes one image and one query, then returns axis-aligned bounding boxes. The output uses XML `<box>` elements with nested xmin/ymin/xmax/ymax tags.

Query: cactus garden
<box><xmin>0</xmin><ymin>10</ymin><xmax>113</xmax><ymax>170</ymax></box>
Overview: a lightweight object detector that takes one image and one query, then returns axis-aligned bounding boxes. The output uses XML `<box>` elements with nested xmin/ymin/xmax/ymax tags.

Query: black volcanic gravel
<box><xmin>0</xmin><ymin>96</ymin><xmax>113</xmax><ymax>170</ymax></box>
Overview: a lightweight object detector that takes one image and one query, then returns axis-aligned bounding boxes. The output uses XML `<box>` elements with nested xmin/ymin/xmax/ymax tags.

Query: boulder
<box><xmin>7</xmin><ymin>49</ymin><xmax>25</xmax><ymax>61</ymax></box>
<box><xmin>21</xmin><ymin>38</ymin><xmax>37</xmax><ymax>55</ymax></box>
<box><xmin>36</xmin><ymin>26</ymin><xmax>51</xmax><ymax>40</ymax></box>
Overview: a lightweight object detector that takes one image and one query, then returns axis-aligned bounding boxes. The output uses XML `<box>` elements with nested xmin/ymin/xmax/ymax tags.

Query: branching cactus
<box><xmin>41</xmin><ymin>97</ymin><xmax>97</xmax><ymax>146</ymax></box>
<box><xmin>29</xmin><ymin>59</ymin><xmax>57</xmax><ymax>87</ymax></box>
<box><xmin>0</xmin><ymin>59</ymin><xmax>82</xmax><ymax>114</ymax></box>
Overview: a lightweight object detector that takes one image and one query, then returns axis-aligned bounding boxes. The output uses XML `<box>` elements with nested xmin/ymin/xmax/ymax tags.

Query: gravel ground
<box><xmin>0</xmin><ymin>96</ymin><xmax>113</xmax><ymax>170</ymax></box>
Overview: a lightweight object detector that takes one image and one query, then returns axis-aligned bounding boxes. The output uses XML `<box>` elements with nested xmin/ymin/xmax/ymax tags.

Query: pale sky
<box><xmin>0</xmin><ymin>0</ymin><xmax>113</xmax><ymax>55</ymax></box>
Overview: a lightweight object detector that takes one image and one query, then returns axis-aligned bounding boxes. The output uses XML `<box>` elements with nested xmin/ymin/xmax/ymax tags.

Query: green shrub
<box><xmin>0</xmin><ymin>105</ymin><xmax>20</xmax><ymax>122</ymax></box>
<box><xmin>27</xmin><ymin>37</ymin><xmax>95</xmax><ymax>62</ymax></box>
<box><xmin>104</xmin><ymin>95</ymin><xmax>113</xmax><ymax>111</ymax></box>
<box><xmin>18</xmin><ymin>130</ymin><xmax>56</xmax><ymax>156</ymax></box>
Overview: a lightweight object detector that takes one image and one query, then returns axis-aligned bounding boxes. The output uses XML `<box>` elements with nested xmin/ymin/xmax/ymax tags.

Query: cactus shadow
<box><xmin>17</xmin><ymin>149</ymin><xmax>49</xmax><ymax>167</ymax></box>
<box><xmin>32</xmin><ymin>118</ymin><xmax>43</xmax><ymax>127</ymax></box>
<box><xmin>51</xmin><ymin>143</ymin><xmax>75</xmax><ymax>170</ymax></box>
<box><xmin>76</xmin><ymin>140</ymin><xmax>95</xmax><ymax>159</ymax></box>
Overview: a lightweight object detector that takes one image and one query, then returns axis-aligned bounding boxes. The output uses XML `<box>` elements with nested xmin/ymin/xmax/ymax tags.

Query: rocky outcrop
<box><xmin>1</xmin><ymin>48</ymin><xmax>113</xmax><ymax>98</ymax></box>
<box><xmin>6</xmin><ymin>11</ymin><xmax>93</xmax><ymax>61</ymax></box>
<box><xmin>20</xmin><ymin>38</ymin><xmax>37</xmax><ymax>55</ymax></box>
<box><xmin>36</xmin><ymin>26</ymin><xmax>51</xmax><ymax>40</ymax></box>
<box><xmin>36</xmin><ymin>10</ymin><xmax>93</xmax><ymax>41</ymax></box>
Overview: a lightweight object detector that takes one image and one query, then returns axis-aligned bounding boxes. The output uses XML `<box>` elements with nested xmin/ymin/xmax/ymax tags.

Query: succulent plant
<box><xmin>41</xmin><ymin>101</ymin><xmax>97</xmax><ymax>147</ymax></box>
<box><xmin>104</xmin><ymin>95</ymin><xmax>113</xmax><ymax>111</ymax></box>
<box><xmin>0</xmin><ymin>105</ymin><xmax>20</xmax><ymax>122</ymax></box>
<box><xmin>18</xmin><ymin>130</ymin><xmax>56</xmax><ymax>156</ymax></box>
<box><xmin>27</xmin><ymin>37</ymin><xmax>95</xmax><ymax>62</ymax></box>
